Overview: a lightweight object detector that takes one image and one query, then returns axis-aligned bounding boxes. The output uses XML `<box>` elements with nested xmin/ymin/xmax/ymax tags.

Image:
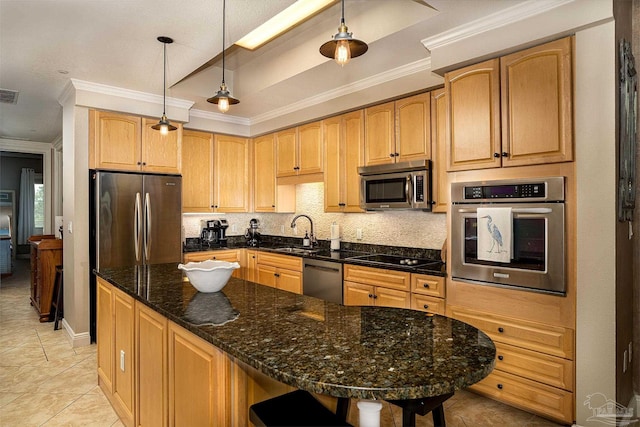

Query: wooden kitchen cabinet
<box><xmin>276</xmin><ymin>121</ymin><xmax>323</xmax><ymax>177</ymax></box>
<box><xmin>430</xmin><ymin>89</ymin><xmax>448</xmax><ymax>213</ymax></box>
<box><xmin>214</xmin><ymin>134</ymin><xmax>251</xmax><ymax>212</ymax></box>
<box><xmin>168</xmin><ymin>321</ymin><xmax>230</xmax><ymax>427</ymax></box>
<box><xmin>97</xmin><ymin>277</ymin><xmax>135</xmax><ymax>427</ymax></box>
<box><xmin>183</xmin><ymin>250</ymin><xmax>243</xmax><ymax>279</ymax></box>
<box><xmin>245</xmin><ymin>249</ymin><xmax>257</xmax><ymax>282</ymax></box>
<box><xmin>445</xmin><ymin>58</ymin><xmax>501</xmax><ymax>171</ymax></box>
<box><xmin>324</xmin><ymin>110</ymin><xmax>364</xmax><ymax>212</ymax></box>
<box><xmin>181</xmin><ymin>130</ymin><xmax>214</xmax><ymax>213</ymax></box>
<box><xmin>343</xmin><ymin>264</ymin><xmax>411</xmax><ymax>308</ymax></box>
<box><xmin>136</xmin><ymin>301</ymin><xmax>168</xmax><ymax>427</ymax></box>
<box><xmin>445</xmin><ymin>37</ymin><xmax>573</xmax><ymax>171</ymax></box>
<box><xmin>253</xmin><ymin>134</ymin><xmax>296</xmax><ymax>213</ymax></box>
<box><xmin>255</xmin><ymin>252</ymin><xmax>303</xmax><ymax>294</ymax></box>
<box><xmin>410</xmin><ymin>273</ymin><xmax>445</xmax><ymax>315</ymax></box>
<box><xmin>90</xmin><ymin>110</ymin><xmax>181</xmax><ymax>174</ymax></box>
<box><xmin>364</xmin><ymin>94</ymin><xmax>431</xmax><ymax>166</ymax></box>
<box><xmin>500</xmin><ymin>37</ymin><xmax>573</xmax><ymax>167</ymax></box>
<box><xmin>28</xmin><ymin>235</ymin><xmax>62</xmax><ymax>322</ymax></box>
<box><xmin>448</xmin><ymin>304</ymin><xmax>575</xmax><ymax>424</ymax></box>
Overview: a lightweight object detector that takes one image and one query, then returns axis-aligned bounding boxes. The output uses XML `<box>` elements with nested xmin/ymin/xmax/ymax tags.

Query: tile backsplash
<box><xmin>182</xmin><ymin>182</ymin><xmax>447</xmax><ymax>249</ymax></box>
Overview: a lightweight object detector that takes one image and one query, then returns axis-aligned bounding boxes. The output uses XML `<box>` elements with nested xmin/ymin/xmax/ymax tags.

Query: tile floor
<box><xmin>0</xmin><ymin>259</ymin><xmax>566</xmax><ymax>426</ymax></box>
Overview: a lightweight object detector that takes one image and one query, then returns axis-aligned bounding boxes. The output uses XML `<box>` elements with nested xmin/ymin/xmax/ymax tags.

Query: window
<box><xmin>34</xmin><ymin>183</ymin><xmax>44</xmax><ymax>229</ymax></box>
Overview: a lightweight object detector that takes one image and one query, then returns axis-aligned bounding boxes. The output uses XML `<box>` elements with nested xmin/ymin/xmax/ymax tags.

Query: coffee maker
<box><xmin>201</xmin><ymin>219</ymin><xmax>229</xmax><ymax>247</ymax></box>
<box><xmin>245</xmin><ymin>218</ymin><xmax>261</xmax><ymax>247</ymax></box>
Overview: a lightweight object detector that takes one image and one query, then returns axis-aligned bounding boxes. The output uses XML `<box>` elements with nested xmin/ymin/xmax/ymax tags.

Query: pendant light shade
<box><xmin>151</xmin><ymin>36</ymin><xmax>177</xmax><ymax>134</ymax></box>
<box><xmin>207</xmin><ymin>0</ymin><xmax>239</xmax><ymax>113</ymax></box>
<box><xmin>319</xmin><ymin>0</ymin><xmax>367</xmax><ymax>66</ymax></box>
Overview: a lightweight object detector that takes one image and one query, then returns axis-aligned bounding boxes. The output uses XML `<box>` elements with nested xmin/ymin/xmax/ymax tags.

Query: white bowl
<box><xmin>178</xmin><ymin>260</ymin><xmax>240</xmax><ymax>293</ymax></box>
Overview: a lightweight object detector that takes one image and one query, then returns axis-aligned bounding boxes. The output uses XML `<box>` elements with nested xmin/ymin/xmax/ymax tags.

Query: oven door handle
<box><xmin>455</xmin><ymin>207</ymin><xmax>553</xmax><ymax>214</ymax></box>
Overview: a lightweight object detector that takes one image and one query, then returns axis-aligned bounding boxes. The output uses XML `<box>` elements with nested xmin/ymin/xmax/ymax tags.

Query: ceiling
<box><xmin>0</xmin><ymin>0</ymin><xmax>527</xmax><ymax>143</ymax></box>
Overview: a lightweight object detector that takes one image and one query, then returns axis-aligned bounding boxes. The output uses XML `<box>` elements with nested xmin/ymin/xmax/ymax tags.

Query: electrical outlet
<box><xmin>356</xmin><ymin>228</ymin><xmax>363</xmax><ymax>240</ymax></box>
<box><xmin>120</xmin><ymin>350</ymin><xmax>125</xmax><ymax>372</ymax></box>
<box><xmin>280</xmin><ymin>225</ymin><xmax>285</xmax><ymax>234</ymax></box>
<box><xmin>231</xmin><ymin>224</ymin><xmax>237</xmax><ymax>233</ymax></box>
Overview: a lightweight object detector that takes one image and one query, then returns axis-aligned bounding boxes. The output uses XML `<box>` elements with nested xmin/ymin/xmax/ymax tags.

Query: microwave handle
<box><xmin>407</xmin><ymin>175</ymin><xmax>413</xmax><ymax>204</ymax></box>
<box><xmin>456</xmin><ymin>207</ymin><xmax>553</xmax><ymax>214</ymax></box>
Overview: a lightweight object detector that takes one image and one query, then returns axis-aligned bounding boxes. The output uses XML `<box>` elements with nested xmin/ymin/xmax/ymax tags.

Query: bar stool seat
<box><xmin>249</xmin><ymin>390</ymin><xmax>353</xmax><ymax>427</ymax></box>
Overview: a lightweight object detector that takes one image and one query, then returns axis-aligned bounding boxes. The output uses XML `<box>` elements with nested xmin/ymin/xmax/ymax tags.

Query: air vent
<box><xmin>0</xmin><ymin>89</ymin><xmax>19</xmax><ymax>104</ymax></box>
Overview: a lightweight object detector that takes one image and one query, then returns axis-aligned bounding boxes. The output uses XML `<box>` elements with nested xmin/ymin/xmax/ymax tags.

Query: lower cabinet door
<box><xmin>256</xmin><ymin>264</ymin><xmax>277</xmax><ymax>288</ymax></box>
<box><xmin>469</xmin><ymin>369</ymin><xmax>573</xmax><ymax>425</ymax></box>
<box><xmin>97</xmin><ymin>278</ymin><xmax>114</xmax><ymax>394</ymax></box>
<box><xmin>344</xmin><ymin>281</ymin><xmax>374</xmax><ymax>306</ymax></box>
<box><xmin>276</xmin><ymin>269</ymin><xmax>302</xmax><ymax>294</ymax></box>
<box><xmin>411</xmin><ymin>294</ymin><xmax>445</xmax><ymax>315</ymax></box>
<box><xmin>168</xmin><ymin>322</ymin><xmax>230</xmax><ymax>427</ymax></box>
<box><xmin>375</xmin><ymin>287</ymin><xmax>410</xmax><ymax>309</ymax></box>
<box><xmin>136</xmin><ymin>302</ymin><xmax>168</xmax><ymax>427</ymax></box>
<box><xmin>113</xmin><ymin>287</ymin><xmax>135</xmax><ymax>426</ymax></box>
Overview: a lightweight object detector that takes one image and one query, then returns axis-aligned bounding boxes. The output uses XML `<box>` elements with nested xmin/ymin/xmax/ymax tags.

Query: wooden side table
<box><xmin>28</xmin><ymin>235</ymin><xmax>63</xmax><ymax>322</ymax></box>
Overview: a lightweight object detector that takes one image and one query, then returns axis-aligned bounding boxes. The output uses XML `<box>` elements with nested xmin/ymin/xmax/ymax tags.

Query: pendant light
<box><xmin>319</xmin><ymin>0</ymin><xmax>368</xmax><ymax>66</ymax></box>
<box><xmin>151</xmin><ymin>36</ymin><xmax>177</xmax><ymax>135</ymax></box>
<box><xmin>207</xmin><ymin>0</ymin><xmax>239</xmax><ymax>113</ymax></box>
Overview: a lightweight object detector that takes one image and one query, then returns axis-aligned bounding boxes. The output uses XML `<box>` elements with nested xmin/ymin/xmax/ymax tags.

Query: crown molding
<box><xmin>189</xmin><ymin>108</ymin><xmax>251</xmax><ymax>126</ymax></box>
<box><xmin>421</xmin><ymin>0</ymin><xmax>575</xmax><ymax>51</ymax></box>
<box><xmin>251</xmin><ymin>57</ymin><xmax>432</xmax><ymax>125</ymax></box>
<box><xmin>66</xmin><ymin>78</ymin><xmax>194</xmax><ymax>110</ymax></box>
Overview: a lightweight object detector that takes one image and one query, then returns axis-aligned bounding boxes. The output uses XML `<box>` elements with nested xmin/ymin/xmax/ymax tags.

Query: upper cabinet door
<box><xmin>430</xmin><ymin>89</ymin><xmax>448</xmax><ymax>213</ymax></box>
<box><xmin>91</xmin><ymin>111</ymin><xmax>142</xmax><ymax>171</ymax></box>
<box><xmin>254</xmin><ymin>134</ymin><xmax>276</xmax><ymax>212</ymax></box>
<box><xmin>297</xmin><ymin>121</ymin><xmax>323</xmax><ymax>175</ymax></box>
<box><xmin>182</xmin><ymin>130</ymin><xmax>214</xmax><ymax>213</ymax></box>
<box><xmin>141</xmin><ymin>118</ymin><xmax>182</xmax><ymax>174</ymax></box>
<box><xmin>364</xmin><ymin>102</ymin><xmax>395</xmax><ymax>166</ymax></box>
<box><xmin>323</xmin><ymin>115</ymin><xmax>343</xmax><ymax>212</ymax></box>
<box><xmin>275</xmin><ymin>128</ymin><xmax>298</xmax><ymax>177</ymax></box>
<box><xmin>445</xmin><ymin>58</ymin><xmax>501</xmax><ymax>171</ymax></box>
<box><xmin>396</xmin><ymin>92</ymin><xmax>431</xmax><ymax>162</ymax></box>
<box><xmin>214</xmin><ymin>134</ymin><xmax>250</xmax><ymax>212</ymax></box>
<box><xmin>500</xmin><ymin>37</ymin><xmax>573</xmax><ymax>167</ymax></box>
<box><xmin>342</xmin><ymin>110</ymin><xmax>365</xmax><ymax>212</ymax></box>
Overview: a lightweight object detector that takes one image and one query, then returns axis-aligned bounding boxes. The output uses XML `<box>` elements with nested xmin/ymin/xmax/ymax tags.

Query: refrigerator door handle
<box><xmin>134</xmin><ymin>192</ymin><xmax>142</xmax><ymax>262</ymax></box>
<box><xmin>144</xmin><ymin>192</ymin><xmax>151</xmax><ymax>262</ymax></box>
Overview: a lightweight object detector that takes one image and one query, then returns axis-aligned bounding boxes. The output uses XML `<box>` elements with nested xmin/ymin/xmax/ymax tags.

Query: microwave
<box><xmin>358</xmin><ymin>160</ymin><xmax>432</xmax><ymax>210</ymax></box>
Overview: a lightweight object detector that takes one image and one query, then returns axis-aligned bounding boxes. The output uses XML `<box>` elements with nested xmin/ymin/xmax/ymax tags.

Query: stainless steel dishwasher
<box><xmin>303</xmin><ymin>258</ymin><xmax>343</xmax><ymax>304</ymax></box>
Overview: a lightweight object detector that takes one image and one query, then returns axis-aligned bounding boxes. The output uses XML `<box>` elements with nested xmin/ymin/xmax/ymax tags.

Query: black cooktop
<box><xmin>346</xmin><ymin>253</ymin><xmax>441</xmax><ymax>268</ymax></box>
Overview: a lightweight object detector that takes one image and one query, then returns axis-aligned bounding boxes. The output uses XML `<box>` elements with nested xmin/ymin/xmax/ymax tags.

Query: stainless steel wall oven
<box><xmin>451</xmin><ymin>177</ymin><xmax>566</xmax><ymax>295</ymax></box>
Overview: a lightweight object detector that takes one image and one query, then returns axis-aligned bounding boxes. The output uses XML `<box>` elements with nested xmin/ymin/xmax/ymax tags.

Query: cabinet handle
<box><xmin>423</xmin><ymin>304</ymin><xmax>429</xmax><ymax>309</ymax></box>
<box><xmin>423</xmin><ymin>283</ymin><xmax>430</xmax><ymax>288</ymax></box>
<box><xmin>395</xmin><ymin>152</ymin><xmax>399</xmax><ymax>157</ymax></box>
<box><xmin>493</xmin><ymin>153</ymin><xmax>500</xmax><ymax>158</ymax></box>
<box><xmin>497</xmin><ymin>384</ymin><xmax>503</xmax><ymax>390</ymax></box>
<box><xmin>502</xmin><ymin>152</ymin><xmax>508</xmax><ymax>157</ymax></box>
<box><xmin>498</xmin><ymin>327</ymin><xmax>504</xmax><ymax>333</ymax></box>
<box><xmin>389</xmin><ymin>153</ymin><xmax>395</xmax><ymax>158</ymax></box>
<box><xmin>338</xmin><ymin>203</ymin><xmax>346</xmax><ymax>207</ymax></box>
<box><xmin>498</xmin><ymin>355</ymin><xmax>504</xmax><ymax>361</ymax></box>
<box><xmin>373</xmin><ymin>294</ymin><xmax>378</xmax><ymax>299</ymax></box>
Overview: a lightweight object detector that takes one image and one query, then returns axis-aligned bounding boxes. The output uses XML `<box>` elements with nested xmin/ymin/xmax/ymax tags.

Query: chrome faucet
<box><xmin>290</xmin><ymin>214</ymin><xmax>317</xmax><ymax>247</ymax></box>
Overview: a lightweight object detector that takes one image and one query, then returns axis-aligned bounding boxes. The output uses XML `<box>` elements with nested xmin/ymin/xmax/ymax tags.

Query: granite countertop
<box><xmin>97</xmin><ymin>263</ymin><xmax>494</xmax><ymax>401</ymax></box>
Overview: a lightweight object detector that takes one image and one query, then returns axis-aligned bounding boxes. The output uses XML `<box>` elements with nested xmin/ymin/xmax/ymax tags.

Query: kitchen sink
<box><xmin>274</xmin><ymin>247</ymin><xmax>321</xmax><ymax>255</ymax></box>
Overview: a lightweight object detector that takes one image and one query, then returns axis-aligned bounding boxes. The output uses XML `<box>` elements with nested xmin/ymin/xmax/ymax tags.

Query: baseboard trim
<box><xmin>62</xmin><ymin>319</ymin><xmax>91</xmax><ymax>348</ymax></box>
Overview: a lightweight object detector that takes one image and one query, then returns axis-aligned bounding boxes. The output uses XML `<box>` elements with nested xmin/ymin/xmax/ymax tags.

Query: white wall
<box><xmin>574</xmin><ymin>21</ymin><xmax>617</xmax><ymax>426</ymax></box>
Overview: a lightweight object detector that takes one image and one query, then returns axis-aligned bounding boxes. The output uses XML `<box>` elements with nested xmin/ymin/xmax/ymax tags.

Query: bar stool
<box><xmin>249</xmin><ymin>390</ymin><xmax>353</xmax><ymax>427</ymax></box>
<box><xmin>51</xmin><ymin>265</ymin><xmax>63</xmax><ymax>330</ymax></box>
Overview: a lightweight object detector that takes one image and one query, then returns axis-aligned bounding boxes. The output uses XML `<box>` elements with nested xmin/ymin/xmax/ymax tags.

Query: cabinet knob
<box><xmin>137</xmin><ymin>161</ymin><xmax>142</xmax><ymax>165</ymax></box>
<box><xmin>338</xmin><ymin>203</ymin><xmax>346</xmax><ymax>207</ymax></box>
<box><xmin>373</xmin><ymin>294</ymin><xmax>378</xmax><ymax>299</ymax></box>
<box><xmin>497</xmin><ymin>384</ymin><xmax>503</xmax><ymax>390</ymax></box>
<box><xmin>368</xmin><ymin>294</ymin><xmax>373</xmax><ymax>298</ymax></box>
<box><xmin>493</xmin><ymin>153</ymin><xmax>500</xmax><ymax>158</ymax></box>
<box><xmin>395</xmin><ymin>152</ymin><xmax>399</xmax><ymax>157</ymax></box>
<box><xmin>498</xmin><ymin>355</ymin><xmax>504</xmax><ymax>361</ymax></box>
<box><xmin>274</xmin><ymin>273</ymin><xmax>280</xmax><ymax>278</ymax></box>
<box><xmin>272</xmin><ymin>205</ymin><xmax>276</xmax><ymax>208</ymax></box>
<box><xmin>142</xmin><ymin>162</ymin><xmax>147</xmax><ymax>165</ymax></box>
<box><xmin>423</xmin><ymin>304</ymin><xmax>429</xmax><ymax>309</ymax></box>
<box><xmin>502</xmin><ymin>152</ymin><xmax>508</xmax><ymax>157</ymax></box>
<box><xmin>498</xmin><ymin>327</ymin><xmax>504</xmax><ymax>333</ymax></box>
<box><xmin>423</xmin><ymin>283</ymin><xmax>430</xmax><ymax>288</ymax></box>
<box><xmin>389</xmin><ymin>153</ymin><xmax>395</xmax><ymax>158</ymax></box>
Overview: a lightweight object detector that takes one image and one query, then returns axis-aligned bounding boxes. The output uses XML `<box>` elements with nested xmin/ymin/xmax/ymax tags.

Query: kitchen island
<box><xmin>96</xmin><ymin>263</ymin><xmax>495</xmax><ymax>426</ymax></box>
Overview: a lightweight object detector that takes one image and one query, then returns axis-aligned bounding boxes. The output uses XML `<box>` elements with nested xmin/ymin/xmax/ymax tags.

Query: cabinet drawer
<box><xmin>183</xmin><ymin>250</ymin><xmax>239</xmax><ymax>263</ymax></box>
<box><xmin>448</xmin><ymin>305</ymin><xmax>574</xmax><ymax>359</ymax></box>
<box><xmin>411</xmin><ymin>294</ymin><xmax>445</xmax><ymax>315</ymax></box>
<box><xmin>344</xmin><ymin>264</ymin><xmax>410</xmax><ymax>291</ymax></box>
<box><xmin>469</xmin><ymin>370</ymin><xmax>573</xmax><ymax>425</ymax></box>
<box><xmin>494</xmin><ymin>342</ymin><xmax>572</xmax><ymax>391</ymax></box>
<box><xmin>411</xmin><ymin>274</ymin><xmax>445</xmax><ymax>298</ymax></box>
<box><xmin>257</xmin><ymin>252</ymin><xmax>303</xmax><ymax>272</ymax></box>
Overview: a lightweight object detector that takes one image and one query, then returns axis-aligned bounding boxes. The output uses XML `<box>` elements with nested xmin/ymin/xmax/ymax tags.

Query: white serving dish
<box><xmin>178</xmin><ymin>260</ymin><xmax>240</xmax><ymax>293</ymax></box>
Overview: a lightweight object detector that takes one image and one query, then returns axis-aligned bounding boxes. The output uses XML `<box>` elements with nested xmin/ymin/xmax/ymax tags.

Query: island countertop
<box><xmin>96</xmin><ymin>263</ymin><xmax>495</xmax><ymax>401</ymax></box>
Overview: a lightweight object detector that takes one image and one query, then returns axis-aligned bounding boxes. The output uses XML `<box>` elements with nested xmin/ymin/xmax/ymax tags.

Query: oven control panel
<box><xmin>464</xmin><ymin>182</ymin><xmax>546</xmax><ymax>200</ymax></box>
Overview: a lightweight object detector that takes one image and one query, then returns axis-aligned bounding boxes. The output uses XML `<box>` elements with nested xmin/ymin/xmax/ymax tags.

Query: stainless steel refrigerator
<box><xmin>89</xmin><ymin>170</ymin><xmax>182</xmax><ymax>340</ymax></box>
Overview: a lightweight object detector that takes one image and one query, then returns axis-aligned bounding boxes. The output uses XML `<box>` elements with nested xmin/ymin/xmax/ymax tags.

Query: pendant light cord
<box><xmin>221</xmin><ymin>0</ymin><xmax>226</xmax><ymax>85</ymax></box>
<box><xmin>162</xmin><ymin>41</ymin><xmax>167</xmax><ymax>115</ymax></box>
<box><xmin>340</xmin><ymin>0</ymin><xmax>345</xmax><ymax>25</ymax></box>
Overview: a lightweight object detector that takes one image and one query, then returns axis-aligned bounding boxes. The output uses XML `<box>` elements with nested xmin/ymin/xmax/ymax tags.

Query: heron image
<box><xmin>480</xmin><ymin>215</ymin><xmax>504</xmax><ymax>253</ymax></box>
